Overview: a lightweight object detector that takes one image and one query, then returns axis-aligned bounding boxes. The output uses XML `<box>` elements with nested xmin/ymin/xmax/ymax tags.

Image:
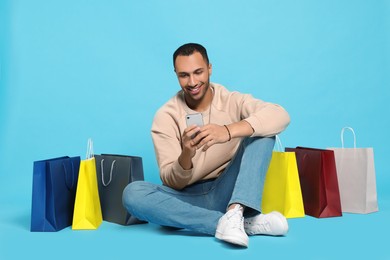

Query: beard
<box><xmin>183</xmin><ymin>78</ymin><xmax>211</xmax><ymax>110</ymax></box>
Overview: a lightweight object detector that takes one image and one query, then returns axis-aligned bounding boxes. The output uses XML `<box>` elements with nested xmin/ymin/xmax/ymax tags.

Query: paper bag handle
<box><xmin>275</xmin><ymin>135</ymin><xmax>283</xmax><ymax>152</ymax></box>
<box><xmin>100</xmin><ymin>159</ymin><xmax>116</xmax><ymax>187</ymax></box>
<box><xmin>86</xmin><ymin>138</ymin><xmax>94</xmax><ymax>159</ymax></box>
<box><xmin>341</xmin><ymin>127</ymin><xmax>356</xmax><ymax>148</ymax></box>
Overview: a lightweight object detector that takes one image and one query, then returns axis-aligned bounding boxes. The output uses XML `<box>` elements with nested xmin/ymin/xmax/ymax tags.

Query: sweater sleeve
<box><xmin>151</xmin><ymin>108</ymin><xmax>192</xmax><ymax>190</ymax></box>
<box><xmin>230</xmin><ymin>91</ymin><xmax>290</xmax><ymax>137</ymax></box>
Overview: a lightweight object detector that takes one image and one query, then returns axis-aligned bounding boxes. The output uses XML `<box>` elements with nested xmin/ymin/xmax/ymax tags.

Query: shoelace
<box><xmin>228</xmin><ymin>210</ymin><xmax>245</xmax><ymax>230</ymax></box>
<box><xmin>257</xmin><ymin>221</ymin><xmax>271</xmax><ymax>233</ymax></box>
<box><xmin>245</xmin><ymin>217</ymin><xmax>271</xmax><ymax>233</ymax></box>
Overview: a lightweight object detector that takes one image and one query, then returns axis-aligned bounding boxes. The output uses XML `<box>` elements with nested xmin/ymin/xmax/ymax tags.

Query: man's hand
<box><xmin>179</xmin><ymin>121</ymin><xmax>254</xmax><ymax>168</ymax></box>
<box><xmin>193</xmin><ymin>124</ymin><xmax>231</xmax><ymax>151</ymax></box>
<box><xmin>194</xmin><ymin>120</ymin><xmax>254</xmax><ymax>151</ymax></box>
<box><xmin>178</xmin><ymin>125</ymin><xmax>201</xmax><ymax>170</ymax></box>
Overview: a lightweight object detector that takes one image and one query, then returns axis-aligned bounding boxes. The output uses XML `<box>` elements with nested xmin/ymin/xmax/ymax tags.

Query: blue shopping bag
<box><xmin>30</xmin><ymin>156</ymin><xmax>80</xmax><ymax>232</ymax></box>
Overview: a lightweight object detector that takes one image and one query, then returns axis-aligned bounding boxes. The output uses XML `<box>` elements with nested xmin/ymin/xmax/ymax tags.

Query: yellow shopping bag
<box><xmin>261</xmin><ymin>136</ymin><xmax>305</xmax><ymax>218</ymax></box>
<box><xmin>72</xmin><ymin>139</ymin><xmax>103</xmax><ymax>230</ymax></box>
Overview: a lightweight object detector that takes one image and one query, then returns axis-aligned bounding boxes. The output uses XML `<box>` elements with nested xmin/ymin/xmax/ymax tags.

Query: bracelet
<box><xmin>224</xmin><ymin>125</ymin><xmax>231</xmax><ymax>141</ymax></box>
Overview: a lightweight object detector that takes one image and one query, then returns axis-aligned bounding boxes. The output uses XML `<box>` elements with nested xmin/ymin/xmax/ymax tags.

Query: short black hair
<box><xmin>173</xmin><ymin>43</ymin><xmax>209</xmax><ymax>68</ymax></box>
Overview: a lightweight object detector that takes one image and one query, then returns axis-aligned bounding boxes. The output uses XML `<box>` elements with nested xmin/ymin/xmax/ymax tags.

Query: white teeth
<box><xmin>189</xmin><ymin>86</ymin><xmax>200</xmax><ymax>93</ymax></box>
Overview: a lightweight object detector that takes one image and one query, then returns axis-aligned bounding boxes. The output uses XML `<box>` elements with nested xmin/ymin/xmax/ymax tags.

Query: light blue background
<box><xmin>1</xmin><ymin>0</ymin><xmax>389</xmax><ymax>259</ymax></box>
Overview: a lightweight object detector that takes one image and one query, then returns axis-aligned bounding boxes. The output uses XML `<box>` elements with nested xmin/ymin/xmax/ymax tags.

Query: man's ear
<box><xmin>208</xmin><ymin>63</ymin><xmax>212</xmax><ymax>75</ymax></box>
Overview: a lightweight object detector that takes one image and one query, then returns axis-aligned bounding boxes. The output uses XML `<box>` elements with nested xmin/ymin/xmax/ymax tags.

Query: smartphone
<box><xmin>185</xmin><ymin>113</ymin><xmax>204</xmax><ymax>127</ymax></box>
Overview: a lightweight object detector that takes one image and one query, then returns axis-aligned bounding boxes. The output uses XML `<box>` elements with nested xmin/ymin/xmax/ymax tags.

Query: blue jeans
<box><xmin>122</xmin><ymin>136</ymin><xmax>275</xmax><ymax>235</ymax></box>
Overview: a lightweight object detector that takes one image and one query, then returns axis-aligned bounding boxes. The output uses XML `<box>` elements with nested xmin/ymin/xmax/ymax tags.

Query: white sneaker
<box><xmin>215</xmin><ymin>205</ymin><xmax>249</xmax><ymax>247</ymax></box>
<box><xmin>244</xmin><ymin>211</ymin><xmax>289</xmax><ymax>236</ymax></box>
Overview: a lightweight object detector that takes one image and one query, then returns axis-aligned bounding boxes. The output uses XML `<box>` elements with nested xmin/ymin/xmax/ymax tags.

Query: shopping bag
<box><xmin>261</xmin><ymin>136</ymin><xmax>305</xmax><ymax>218</ymax></box>
<box><xmin>31</xmin><ymin>156</ymin><xmax>80</xmax><ymax>232</ymax></box>
<box><xmin>95</xmin><ymin>154</ymin><xmax>147</xmax><ymax>225</ymax></box>
<box><xmin>72</xmin><ymin>139</ymin><xmax>103</xmax><ymax>230</ymax></box>
<box><xmin>285</xmin><ymin>147</ymin><xmax>342</xmax><ymax>218</ymax></box>
<box><xmin>328</xmin><ymin>127</ymin><xmax>378</xmax><ymax>213</ymax></box>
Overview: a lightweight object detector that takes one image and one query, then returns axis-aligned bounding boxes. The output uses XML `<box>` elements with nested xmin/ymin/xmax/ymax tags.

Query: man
<box><xmin>123</xmin><ymin>43</ymin><xmax>290</xmax><ymax>247</ymax></box>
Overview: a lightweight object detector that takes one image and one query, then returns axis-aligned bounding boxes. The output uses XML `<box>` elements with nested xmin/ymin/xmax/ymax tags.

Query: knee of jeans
<box><xmin>245</xmin><ymin>136</ymin><xmax>275</xmax><ymax>148</ymax></box>
<box><xmin>122</xmin><ymin>181</ymin><xmax>151</xmax><ymax>210</ymax></box>
<box><xmin>261</xmin><ymin>136</ymin><xmax>276</xmax><ymax>148</ymax></box>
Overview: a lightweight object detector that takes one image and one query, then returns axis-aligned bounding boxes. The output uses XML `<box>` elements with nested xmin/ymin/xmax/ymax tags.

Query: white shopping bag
<box><xmin>328</xmin><ymin>127</ymin><xmax>378</xmax><ymax>214</ymax></box>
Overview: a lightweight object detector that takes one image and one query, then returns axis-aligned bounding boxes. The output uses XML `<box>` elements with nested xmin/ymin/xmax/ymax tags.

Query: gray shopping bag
<box><xmin>95</xmin><ymin>154</ymin><xmax>147</xmax><ymax>225</ymax></box>
<box><xmin>328</xmin><ymin>127</ymin><xmax>378</xmax><ymax>214</ymax></box>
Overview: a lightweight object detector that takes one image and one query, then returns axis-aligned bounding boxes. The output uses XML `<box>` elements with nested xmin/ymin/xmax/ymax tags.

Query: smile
<box><xmin>188</xmin><ymin>83</ymin><xmax>204</xmax><ymax>95</ymax></box>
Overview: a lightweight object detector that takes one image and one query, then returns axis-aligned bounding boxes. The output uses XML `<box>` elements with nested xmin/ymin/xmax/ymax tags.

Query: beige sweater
<box><xmin>151</xmin><ymin>83</ymin><xmax>290</xmax><ymax>190</ymax></box>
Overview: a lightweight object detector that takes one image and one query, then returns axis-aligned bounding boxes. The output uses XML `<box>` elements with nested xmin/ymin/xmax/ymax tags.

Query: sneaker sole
<box><xmin>215</xmin><ymin>231</ymin><xmax>248</xmax><ymax>247</ymax></box>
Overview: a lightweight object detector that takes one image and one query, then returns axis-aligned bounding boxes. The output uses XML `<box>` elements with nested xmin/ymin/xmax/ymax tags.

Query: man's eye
<box><xmin>195</xmin><ymin>70</ymin><xmax>203</xmax><ymax>75</ymax></box>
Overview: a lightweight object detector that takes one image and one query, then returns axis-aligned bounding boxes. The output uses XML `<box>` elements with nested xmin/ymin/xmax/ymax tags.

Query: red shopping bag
<box><xmin>285</xmin><ymin>147</ymin><xmax>342</xmax><ymax>218</ymax></box>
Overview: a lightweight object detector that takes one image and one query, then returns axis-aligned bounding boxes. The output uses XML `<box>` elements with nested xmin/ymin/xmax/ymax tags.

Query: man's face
<box><xmin>174</xmin><ymin>51</ymin><xmax>212</xmax><ymax>105</ymax></box>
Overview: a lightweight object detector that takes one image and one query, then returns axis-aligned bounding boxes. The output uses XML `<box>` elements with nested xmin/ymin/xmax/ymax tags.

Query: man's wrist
<box><xmin>178</xmin><ymin>153</ymin><xmax>192</xmax><ymax>170</ymax></box>
<box><xmin>227</xmin><ymin>120</ymin><xmax>254</xmax><ymax>139</ymax></box>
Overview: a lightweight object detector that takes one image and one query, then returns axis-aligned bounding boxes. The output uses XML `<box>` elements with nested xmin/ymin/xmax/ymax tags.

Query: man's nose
<box><xmin>188</xmin><ymin>74</ymin><xmax>197</xmax><ymax>87</ymax></box>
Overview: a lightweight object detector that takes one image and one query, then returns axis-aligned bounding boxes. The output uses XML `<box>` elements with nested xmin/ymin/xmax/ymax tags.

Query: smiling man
<box><xmin>123</xmin><ymin>43</ymin><xmax>290</xmax><ymax>247</ymax></box>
